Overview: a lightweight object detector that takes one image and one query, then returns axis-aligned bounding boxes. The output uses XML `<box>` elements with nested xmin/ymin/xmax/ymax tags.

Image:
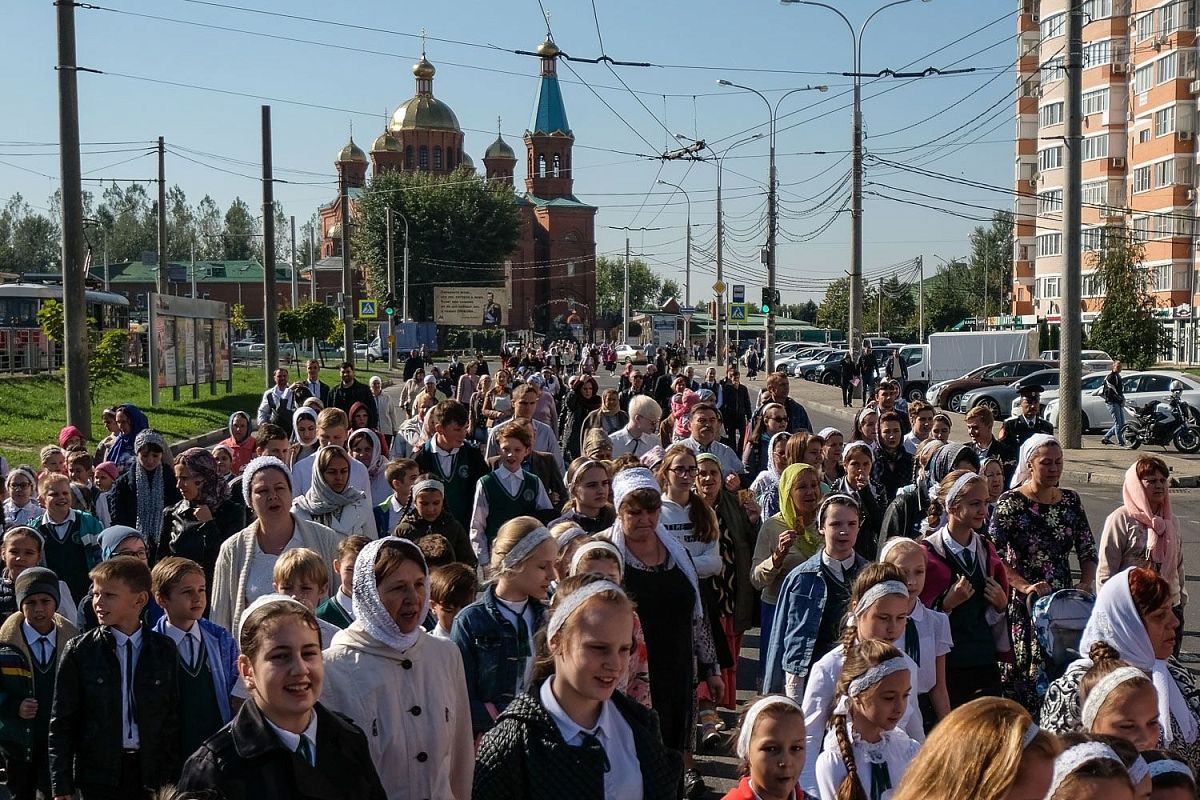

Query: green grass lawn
<box><xmin>0</xmin><ymin>364</ymin><xmax>351</xmax><ymax>467</ymax></box>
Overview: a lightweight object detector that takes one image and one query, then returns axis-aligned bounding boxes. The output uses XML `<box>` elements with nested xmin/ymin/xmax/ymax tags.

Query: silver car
<box><xmin>961</xmin><ymin>368</ymin><xmax>1061</xmax><ymax>418</ymax></box>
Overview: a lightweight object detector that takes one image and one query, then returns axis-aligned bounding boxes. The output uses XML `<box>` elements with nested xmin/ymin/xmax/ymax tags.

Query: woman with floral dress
<box><xmin>987</xmin><ymin>434</ymin><xmax>1098</xmax><ymax>711</ymax></box>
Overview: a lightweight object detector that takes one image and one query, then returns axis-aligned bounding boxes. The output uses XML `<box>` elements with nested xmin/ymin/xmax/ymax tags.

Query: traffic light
<box><xmin>760</xmin><ymin>287</ymin><xmax>779</xmax><ymax>314</ymax></box>
<box><xmin>383</xmin><ymin>293</ymin><xmax>396</xmax><ymax>317</ymax></box>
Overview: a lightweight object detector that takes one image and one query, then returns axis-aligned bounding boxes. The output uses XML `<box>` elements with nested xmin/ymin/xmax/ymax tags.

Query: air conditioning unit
<box><xmin>1033</xmin><ymin>85</ymin><xmax>1043</xmax><ymax>97</ymax></box>
<box><xmin>1109</xmin><ymin>156</ymin><xmax>1126</xmax><ymax>169</ymax></box>
<box><xmin>1190</xmin><ymin>79</ymin><xmax>1200</xmax><ymax>94</ymax></box>
<box><xmin>1031</xmin><ymin>12</ymin><xmax>1040</xmax><ymax>23</ymax></box>
<box><xmin>1187</xmin><ymin>188</ymin><xmax>1198</xmax><ymax>202</ymax></box>
<box><xmin>1179</xmin><ymin>131</ymin><xmax>1195</xmax><ymax>141</ymax></box>
<box><xmin>1112</xmin><ymin>61</ymin><xmax>1129</xmax><ymax>74</ymax></box>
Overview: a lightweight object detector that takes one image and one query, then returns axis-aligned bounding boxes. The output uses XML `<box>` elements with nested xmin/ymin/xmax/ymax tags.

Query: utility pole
<box><xmin>396</xmin><ymin>211</ymin><xmax>410</xmax><ymax>323</ymax></box>
<box><xmin>657</xmin><ymin>180</ymin><xmax>692</xmax><ymax>345</ymax></box>
<box><xmin>386</xmin><ymin>207</ymin><xmax>397</xmax><ymax>370</ymax></box>
<box><xmin>917</xmin><ymin>255</ymin><xmax>925</xmax><ymax>344</ymax></box>
<box><xmin>623</xmin><ymin>237</ymin><xmax>631</xmax><ymax>344</ymax></box>
<box><xmin>56</xmin><ymin>0</ymin><xmax>90</xmax><ymax>437</ymax></box>
<box><xmin>715</xmin><ymin>175</ymin><xmax>725</xmax><ymax>365</ymax></box>
<box><xmin>1059</xmin><ymin>3</ymin><xmax>1084</xmax><ymax>449</ymax></box>
<box><xmin>877</xmin><ymin>276</ymin><xmax>883</xmax><ymax>337</ymax></box>
<box><xmin>157</xmin><ymin>136</ymin><xmax>167</xmax><ymax>294</ymax></box>
<box><xmin>290</xmin><ymin>215</ymin><xmax>298</xmax><ymax>310</ymax></box>
<box><xmin>190</xmin><ymin>242</ymin><xmax>196</xmax><ymax>299</ymax></box>
<box><xmin>261</xmin><ymin>105</ymin><xmax>279</xmax><ymax>385</ymax></box>
<box><xmin>340</xmin><ymin>169</ymin><xmax>354</xmax><ymax>360</ymax></box>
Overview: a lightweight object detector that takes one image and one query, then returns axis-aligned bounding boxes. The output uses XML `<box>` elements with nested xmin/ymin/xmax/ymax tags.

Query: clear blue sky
<box><xmin>5</xmin><ymin>0</ymin><xmax>1017</xmax><ymax>302</ymax></box>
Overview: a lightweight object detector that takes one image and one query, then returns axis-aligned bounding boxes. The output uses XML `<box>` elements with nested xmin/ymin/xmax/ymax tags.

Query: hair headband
<box><xmin>943</xmin><ymin>471</ymin><xmax>981</xmax><ymax>508</ymax></box>
<box><xmin>1021</xmin><ymin>722</ymin><xmax>1040</xmax><ymax>749</ymax></box>
<box><xmin>1148</xmin><ymin>759</ymin><xmax>1194</xmax><ymax>780</ymax></box>
<box><xmin>695</xmin><ymin>452</ymin><xmax>721</xmax><ymax>468</ymax></box>
<box><xmin>501</xmin><ymin>527</ymin><xmax>554</xmax><ymax>568</ymax></box>
<box><xmin>570</xmin><ymin>540</ymin><xmax>624</xmax><ymax>577</ymax></box>
<box><xmin>567</xmin><ymin>459</ymin><xmax>607</xmax><ymax>491</ymax></box>
<box><xmin>1129</xmin><ymin>756</ymin><xmax>1149</xmax><ymax>786</ymax></box>
<box><xmin>817</xmin><ymin>426</ymin><xmax>842</xmax><ymax>440</ymax></box>
<box><xmin>842</xmin><ymin>441</ymin><xmax>873</xmax><ymax>462</ymax></box>
<box><xmin>1081</xmin><ymin>666</ymin><xmax>1148</xmax><ymax>730</ymax></box>
<box><xmin>817</xmin><ymin>493</ymin><xmax>859</xmax><ymax>524</ymax></box>
<box><xmin>879</xmin><ymin>536</ymin><xmax>922</xmax><ymax>562</ymax></box>
<box><xmin>846</xmin><ymin>581</ymin><xmax>909</xmax><ymax>627</ymax></box>
<box><xmin>554</xmin><ymin>525</ymin><xmax>589</xmax><ymax>553</ymax></box>
<box><xmin>1046</xmin><ymin>742</ymin><xmax>1126</xmax><ymax>799</ymax></box>
<box><xmin>547</xmin><ymin>579</ymin><xmax>625</xmax><ymax>639</ymax></box>
<box><xmin>736</xmin><ymin>696</ymin><xmax>803</xmax><ymax>759</ymax></box>
<box><xmin>412</xmin><ymin>478</ymin><xmax>444</xmax><ymax>496</ymax></box>
<box><xmin>848</xmin><ymin>655</ymin><xmax>909</xmax><ymax>697</ymax></box>
<box><xmin>236</xmin><ymin>592</ymin><xmax>311</xmax><ymax>644</ymax></box>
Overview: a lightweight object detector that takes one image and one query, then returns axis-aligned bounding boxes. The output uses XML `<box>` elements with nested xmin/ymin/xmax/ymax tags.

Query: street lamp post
<box><xmin>780</xmin><ymin>0</ymin><xmax>932</xmax><ymax>355</ymax></box>
<box><xmin>717</xmin><ymin>81</ymin><xmax>828</xmax><ymax>373</ymax></box>
<box><xmin>713</xmin><ymin>135</ymin><xmax>765</xmax><ymax>367</ymax></box>
<box><xmin>656</xmin><ymin>179</ymin><xmax>692</xmax><ymax>346</ymax></box>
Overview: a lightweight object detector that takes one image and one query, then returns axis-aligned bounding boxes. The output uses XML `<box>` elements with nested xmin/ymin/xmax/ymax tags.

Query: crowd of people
<box><xmin>0</xmin><ymin>341</ymin><xmax>1192</xmax><ymax>800</ymax></box>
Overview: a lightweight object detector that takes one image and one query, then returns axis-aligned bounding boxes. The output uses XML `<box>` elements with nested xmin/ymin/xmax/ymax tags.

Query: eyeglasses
<box><xmin>766</xmin><ymin>416</ymin><xmax>788</xmax><ymax>423</ymax></box>
<box><xmin>668</xmin><ymin>465</ymin><xmax>699</xmax><ymax>476</ymax></box>
<box><xmin>635</xmin><ymin>413</ymin><xmax>662</xmax><ymax>426</ymax></box>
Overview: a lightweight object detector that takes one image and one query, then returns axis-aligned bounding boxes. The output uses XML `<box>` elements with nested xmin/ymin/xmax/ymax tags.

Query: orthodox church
<box><xmin>317</xmin><ymin>33</ymin><xmax>597</xmax><ymax>336</ymax></box>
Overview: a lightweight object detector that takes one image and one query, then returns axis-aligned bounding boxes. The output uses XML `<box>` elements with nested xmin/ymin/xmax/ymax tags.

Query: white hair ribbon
<box><xmin>236</xmin><ymin>593</ymin><xmax>310</xmax><ymax>645</ymax></box>
<box><xmin>943</xmin><ymin>471</ymin><xmax>980</xmax><ymax>509</ymax></box>
<box><xmin>502</xmin><ymin>527</ymin><xmax>554</xmax><ymax>569</ymax></box>
<box><xmin>554</xmin><ymin>525</ymin><xmax>588</xmax><ymax>553</ymax></box>
<box><xmin>1046</xmin><ymin>742</ymin><xmax>1126</xmax><ymax>799</ymax></box>
<box><xmin>1080</xmin><ymin>666</ymin><xmax>1148</xmax><ymax>730</ymax></box>
<box><xmin>547</xmin><ymin>579</ymin><xmax>624</xmax><ymax>639</ymax></box>
<box><xmin>736</xmin><ymin>695</ymin><xmax>803</xmax><ymax>759</ymax></box>
<box><xmin>847</xmin><ymin>656</ymin><xmax>910</xmax><ymax>697</ymax></box>
<box><xmin>1147</xmin><ymin>759</ymin><xmax>1194</xmax><ymax>780</ymax></box>
<box><xmin>879</xmin><ymin>536</ymin><xmax>920</xmax><ymax>562</ymax></box>
<box><xmin>846</xmin><ymin>581</ymin><xmax>909</xmax><ymax>627</ymax></box>
<box><xmin>412</xmin><ymin>478</ymin><xmax>444</xmax><ymax>496</ymax></box>
<box><xmin>569</xmin><ymin>540</ymin><xmax>624</xmax><ymax>577</ymax></box>
<box><xmin>1128</xmin><ymin>756</ymin><xmax>1149</xmax><ymax>786</ymax></box>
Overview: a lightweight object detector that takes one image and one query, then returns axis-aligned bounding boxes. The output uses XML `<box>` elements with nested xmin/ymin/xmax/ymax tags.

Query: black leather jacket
<box><xmin>48</xmin><ymin>624</ymin><xmax>181</xmax><ymax>795</ymax></box>
<box><xmin>178</xmin><ymin>699</ymin><xmax>386</xmax><ymax>800</ymax></box>
<box><xmin>156</xmin><ymin>497</ymin><xmax>247</xmax><ymax>583</ymax></box>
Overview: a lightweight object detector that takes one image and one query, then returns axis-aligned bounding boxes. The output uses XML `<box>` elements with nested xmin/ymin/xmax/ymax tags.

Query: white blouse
<box><xmin>815</xmin><ymin>721</ymin><xmax>920</xmax><ymax>800</ymax></box>
<box><xmin>799</xmin><ymin>645</ymin><xmax>924</xmax><ymax>795</ymax></box>
<box><xmin>907</xmin><ymin>601</ymin><xmax>953</xmax><ymax>695</ymax></box>
<box><xmin>659</xmin><ymin>495</ymin><xmax>721</xmax><ymax>578</ymax></box>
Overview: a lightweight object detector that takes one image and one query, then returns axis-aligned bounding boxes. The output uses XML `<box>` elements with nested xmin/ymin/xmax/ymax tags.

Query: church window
<box><xmin>433</xmin><ymin>146</ymin><xmax>443</xmax><ymax>170</ymax></box>
<box><xmin>538</xmin><ymin>154</ymin><xmax>547</xmax><ymax>178</ymax></box>
<box><xmin>419</xmin><ymin>146</ymin><xmax>429</xmax><ymax>169</ymax></box>
<box><xmin>553</xmin><ymin>154</ymin><xmax>561</xmax><ymax>177</ymax></box>
<box><xmin>447</xmin><ymin>148</ymin><xmax>455</xmax><ymax>169</ymax></box>
<box><xmin>405</xmin><ymin>146</ymin><xmax>414</xmax><ymax>169</ymax></box>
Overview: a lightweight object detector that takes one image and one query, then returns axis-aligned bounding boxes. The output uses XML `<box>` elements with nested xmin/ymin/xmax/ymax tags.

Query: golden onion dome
<box><xmin>536</xmin><ymin>36</ymin><xmax>560</xmax><ymax>57</ymax></box>
<box><xmin>391</xmin><ymin>96</ymin><xmax>461</xmax><ymax>132</ymax></box>
<box><xmin>335</xmin><ymin>138</ymin><xmax>368</xmax><ymax>164</ymax></box>
<box><xmin>372</xmin><ymin>128</ymin><xmax>401</xmax><ymax>152</ymax></box>
<box><xmin>461</xmin><ymin>152</ymin><xmax>475</xmax><ymax>171</ymax></box>
<box><xmin>484</xmin><ymin>135</ymin><xmax>516</xmax><ymax>160</ymax></box>
<box><xmin>413</xmin><ymin>56</ymin><xmax>436</xmax><ymax>79</ymax></box>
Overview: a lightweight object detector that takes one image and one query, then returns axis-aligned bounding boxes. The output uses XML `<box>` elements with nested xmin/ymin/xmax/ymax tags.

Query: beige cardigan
<box><xmin>1098</xmin><ymin>506</ymin><xmax>1187</xmax><ymax>608</ymax></box>
<box><xmin>210</xmin><ymin>516</ymin><xmax>341</xmax><ymax>634</ymax></box>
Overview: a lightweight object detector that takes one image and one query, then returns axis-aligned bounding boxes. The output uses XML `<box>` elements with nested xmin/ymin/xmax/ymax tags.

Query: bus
<box><xmin>0</xmin><ymin>282</ymin><xmax>131</xmax><ymax>372</ymax></box>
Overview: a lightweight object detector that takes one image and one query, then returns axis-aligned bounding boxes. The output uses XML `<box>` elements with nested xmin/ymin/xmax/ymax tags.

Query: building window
<box><xmin>1082</xmin><ymin>0</ymin><xmax>1114</xmax><ymax>19</ymax></box>
<box><xmin>1081</xmin><ymin>180</ymin><xmax>1108</xmax><ymax>207</ymax></box>
<box><xmin>1082</xmin><ymin>271</ymin><xmax>1106</xmax><ymax>297</ymax></box>
<box><xmin>1044</xmin><ymin>275</ymin><xmax>1061</xmax><ymax>298</ymax></box>
<box><xmin>552</xmin><ymin>154</ymin><xmax>561</xmax><ymax>178</ymax></box>
<box><xmin>1134</xmin><ymin>11</ymin><xmax>1154</xmax><ymax>41</ymax></box>
<box><xmin>1040</xmin><ymin>102</ymin><xmax>1064</xmax><ymax>127</ymax></box>
<box><xmin>1155</xmin><ymin>106</ymin><xmax>1176</xmax><ymax>137</ymax></box>
<box><xmin>1082</xmin><ymin>39</ymin><xmax>1111</xmax><ymax>68</ymax></box>
<box><xmin>433</xmin><ymin>146</ymin><xmax>443</xmax><ymax>170</ymax></box>
<box><xmin>1154</xmin><ymin>159</ymin><xmax>1176</xmax><ymax>188</ymax></box>
<box><xmin>1082</xmin><ymin>88</ymin><xmax>1109</xmax><ymax>116</ymax></box>
<box><xmin>1039</xmin><ymin>146</ymin><xmax>1063</xmax><ymax>170</ymax></box>
<box><xmin>1134</xmin><ymin>64</ymin><xmax>1153</xmax><ymax>94</ymax></box>
<box><xmin>404</xmin><ymin>146</ymin><xmax>414</xmax><ymax>169</ymax></box>
<box><xmin>1081</xmin><ymin>134</ymin><xmax>1109</xmax><ymax>161</ymax></box>
<box><xmin>1037</xmin><ymin>232</ymin><xmax>1063</xmax><ymax>256</ymax></box>
<box><xmin>1157</xmin><ymin>52</ymin><xmax>1178</xmax><ymax>83</ymax></box>
<box><xmin>537</xmin><ymin>154</ymin><xmax>547</xmax><ymax>178</ymax></box>
<box><xmin>1040</xmin><ymin>12</ymin><xmax>1065</xmax><ymax>38</ymax></box>
<box><xmin>1133</xmin><ymin>166</ymin><xmax>1152</xmax><ymax>193</ymax></box>
<box><xmin>419</xmin><ymin>146</ymin><xmax>429</xmax><ymax>169</ymax></box>
<box><xmin>1154</xmin><ymin>264</ymin><xmax>1172</xmax><ymax>292</ymax></box>
<box><xmin>1041</xmin><ymin>55</ymin><xmax>1066</xmax><ymax>83</ymax></box>
<box><xmin>1132</xmin><ymin>216</ymin><xmax>1151</xmax><ymax>241</ymax></box>
<box><xmin>1038</xmin><ymin>189</ymin><xmax>1064</xmax><ymax>214</ymax></box>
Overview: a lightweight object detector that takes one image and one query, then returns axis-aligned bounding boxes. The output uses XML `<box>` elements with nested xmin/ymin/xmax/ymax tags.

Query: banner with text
<box><xmin>433</xmin><ymin>287</ymin><xmax>508</xmax><ymax>327</ymax></box>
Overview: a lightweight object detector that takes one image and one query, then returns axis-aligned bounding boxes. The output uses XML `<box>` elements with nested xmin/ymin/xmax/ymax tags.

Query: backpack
<box><xmin>1031</xmin><ymin>588</ymin><xmax>1095</xmax><ymax>692</ymax></box>
<box><xmin>266</xmin><ymin>395</ymin><xmax>294</xmax><ymax>438</ymax></box>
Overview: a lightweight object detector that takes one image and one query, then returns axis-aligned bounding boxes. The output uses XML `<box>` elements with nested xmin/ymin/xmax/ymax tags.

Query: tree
<box><xmin>658</xmin><ymin>279</ymin><xmax>681</xmax><ymax>305</ymax></box>
<box><xmin>166</xmin><ymin>185</ymin><xmax>197</xmax><ymax>261</ymax></box>
<box><xmin>0</xmin><ymin>194</ymin><xmax>60</xmax><ymax>273</ymax></box>
<box><xmin>97</xmin><ymin>183</ymin><xmax>155</xmax><ymax>262</ymax></box>
<box><xmin>278</xmin><ymin>307</ymin><xmax>304</xmax><ymax>343</ymax></box>
<box><xmin>922</xmin><ymin>260</ymin><xmax>974</xmax><ymax>334</ymax></box>
<box><xmin>195</xmin><ymin>195</ymin><xmax>223</xmax><ymax>259</ymax></box>
<box><xmin>965</xmin><ymin>211</ymin><xmax>1014</xmax><ymax>321</ymax></box>
<box><xmin>351</xmin><ymin>168</ymin><xmax>521</xmax><ymax>319</ymax></box>
<box><xmin>37</xmin><ymin>299</ymin><xmax>64</xmax><ymax>343</ymax></box>
<box><xmin>89</xmin><ymin>329</ymin><xmax>128</xmax><ymax>401</ymax></box>
<box><xmin>230</xmin><ymin>303</ymin><xmax>248</xmax><ymax>337</ymax></box>
<box><xmin>877</xmin><ymin>275</ymin><xmax>916</xmax><ymax>340</ymax></box>
<box><xmin>222</xmin><ymin>198</ymin><xmax>258</xmax><ymax>261</ymax></box>
<box><xmin>595</xmin><ymin>255</ymin><xmax>665</xmax><ymax>316</ymax></box>
<box><xmin>816</xmin><ymin>277</ymin><xmax>877</xmax><ymax>334</ymax></box>
<box><xmin>1087</xmin><ymin>227</ymin><xmax>1167</xmax><ymax>369</ymax></box>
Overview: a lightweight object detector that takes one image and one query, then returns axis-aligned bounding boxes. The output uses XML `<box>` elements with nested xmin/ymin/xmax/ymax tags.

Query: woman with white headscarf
<box><xmin>288</xmin><ymin>406</ymin><xmax>320</xmax><ymax>465</ymax></box>
<box><xmin>988</xmin><ymin>433</ymin><xmax>1097</xmax><ymax>712</ymax></box>
<box><xmin>348</xmin><ymin>428</ymin><xmax>391</xmax><ymax>504</ymax></box>
<box><xmin>321</xmin><ymin>536</ymin><xmax>474</xmax><ymax>800</ymax></box>
<box><xmin>291</xmin><ymin>445</ymin><xmax>377</xmax><ymax>539</ymax></box>
<box><xmin>748</xmin><ymin>431</ymin><xmax>792</xmax><ymax>519</ymax></box>
<box><xmin>1041</xmin><ymin>565</ymin><xmax>1200</xmax><ymax>771</ymax></box>
<box><xmin>600</xmin><ymin>467</ymin><xmax>721</xmax><ymax>798</ymax></box>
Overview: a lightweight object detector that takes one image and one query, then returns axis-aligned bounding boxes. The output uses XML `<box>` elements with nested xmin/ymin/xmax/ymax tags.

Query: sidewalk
<box><xmin>783</xmin><ymin>377</ymin><xmax>1200</xmax><ymax>488</ymax></box>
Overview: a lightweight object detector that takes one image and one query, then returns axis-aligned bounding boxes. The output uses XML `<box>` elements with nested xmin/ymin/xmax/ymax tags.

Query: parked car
<box><xmin>1044</xmin><ymin>371</ymin><xmax>1200</xmax><ymax>432</ymax></box>
<box><xmin>1014</xmin><ymin>371</ymin><xmax>1109</xmax><ymax>419</ymax></box>
<box><xmin>774</xmin><ymin>342</ymin><xmax>808</xmax><ymax>357</ymax></box>
<box><xmin>793</xmin><ymin>350</ymin><xmax>844</xmax><ymax>381</ymax></box>
<box><xmin>231</xmin><ymin>339</ymin><xmax>258</xmax><ymax>360</ymax></box>
<box><xmin>961</xmin><ymin>368</ymin><xmax>1062</xmax><ymax>418</ymax></box>
<box><xmin>1040</xmin><ymin>349</ymin><xmax>1113</xmax><ymax>372</ymax></box>
<box><xmin>929</xmin><ymin>360</ymin><xmax>1055</xmax><ymax>413</ymax></box>
<box><xmin>239</xmin><ymin>342</ymin><xmax>298</xmax><ymax>363</ymax></box>
<box><xmin>614</xmin><ymin>343</ymin><xmax>647</xmax><ymax>364</ymax></box>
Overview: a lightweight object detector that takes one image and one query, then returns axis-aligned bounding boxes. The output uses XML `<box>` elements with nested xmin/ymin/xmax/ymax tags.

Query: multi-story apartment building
<box><xmin>1013</xmin><ymin>0</ymin><xmax>1198</xmax><ymax>358</ymax></box>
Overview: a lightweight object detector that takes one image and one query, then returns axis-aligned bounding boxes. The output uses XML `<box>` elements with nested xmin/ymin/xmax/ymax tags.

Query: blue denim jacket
<box><xmin>761</xmin><ymin>550</ymin><xmax>868</xmax><ymax>694</ymax></box>
<box><xmin>450</xmin><ymin>584</ymin><xmax>547</xmax><ymax>735</ymax></box>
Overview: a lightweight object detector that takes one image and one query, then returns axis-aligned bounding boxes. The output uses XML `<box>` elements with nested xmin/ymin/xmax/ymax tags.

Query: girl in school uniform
<box><xmin>722</xmin><ymin>695</ymin><xmax>815</xmax><ymax>800</ymax></box>
<box><xmin>551</xmin><ymin>458</ymin><xmax>616</xmax><ymax>534</ymax></box>
<box><xmin>451</xmin><ymin>516</ymin><xmax>558</xmax><ymax>738</ymax></box>
<box><xmin>815</xmin><ymin>640</ymin><xmax>921</xmax><ymax>800</ymax></box>
<box><xmin>473</xmin><ymin>572</ymin><xmax>682</xmax><ymax>799</ymax></box>
<box><xmin>919</xmin><ymin>470</ymin><xmax>1010</xmax><ymax>708</ymax></box>
<box><xmin>1043</xmin><ymin>740</ymin><xmax>1136</xmax><ymax>800</ymax></box>
<box><xmin>800</xmin><ymin>564</ymin><xmax>925</xmax><ymax>795</ymax></box>
<box><xmin>177</xmin><ymin>595</ymin><xmax>387</xmax><ymax>800</ymax></box>
<box><xmin>1143</xmin><ymin>750</ymin><xmax>1197</xmax><ymax>799</ymax></box>
<box><xmin>1078</xmin><ymin>641</ymin><xmax>1161</xmax><ymax>751</ymax></box>
<box><xmin>879</xmin><ymin>537</ymin><xmax>953</xmax><ymax>728</ymax></box>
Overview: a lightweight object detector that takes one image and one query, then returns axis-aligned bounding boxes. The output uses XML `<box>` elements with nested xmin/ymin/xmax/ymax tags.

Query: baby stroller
<box><xmin>1029</xmin><ymin>588</ymin><xmax>1095</xmax><ymax>699</ymax></box>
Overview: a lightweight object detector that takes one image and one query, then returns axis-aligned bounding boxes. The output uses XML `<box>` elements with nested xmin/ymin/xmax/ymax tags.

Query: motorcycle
<box><xmin>1120</xmin><ymin>394</ymin><xmax>1200</xmax><ymax>453</ymax></box>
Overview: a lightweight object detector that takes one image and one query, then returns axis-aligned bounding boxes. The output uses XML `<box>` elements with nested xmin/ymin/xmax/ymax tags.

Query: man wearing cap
<box><xmin>328</xmin><ymin>362</ymin><xmax>377</xmax><ymax>430</ymax></box>
<box><xmin>998</xmin><ymin>384</ymin><xmax>1054</xmax><ymax>453</ymax></box>
<box><xmin>611</xmin><ymin>395</ymin><xmax>663</xmax><ymax>459</ymax></box>
<box><xmin>0</xmin><ymin>566</ymin><xmax>77</xmax><ymax>800</ymax></box>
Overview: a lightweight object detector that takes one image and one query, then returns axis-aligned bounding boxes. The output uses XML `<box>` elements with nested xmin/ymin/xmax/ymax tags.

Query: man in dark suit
<box><xmin>328</xmin><ymin>362</ymin><xmax>377</xmax><ymax>429</ymax></box>
<box><xmin>302</xmin><ymin>359</ymin><xmax>331</xmax><ymax>406</ymax></box>
<box><xmin>997</xmin><ymin>384</ymin><xmax>1054</xmax><ymax>456</ymax></box>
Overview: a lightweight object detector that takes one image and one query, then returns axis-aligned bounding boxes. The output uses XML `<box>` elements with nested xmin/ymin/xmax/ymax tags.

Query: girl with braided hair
<box><xmin>1079</xmin><ymin>640</ymin><xmax>1161</xmax><ymax>751</ymax></box>
<box><xmin>814</xmin><ymin>640</ymin><xmax>920</xmax><ymax>800</ymax></box>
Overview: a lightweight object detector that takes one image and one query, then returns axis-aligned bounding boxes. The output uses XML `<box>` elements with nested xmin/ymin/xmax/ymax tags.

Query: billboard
<box><xmin>434</xmin><ymin>287</ymin><xmax>508</xmax><ymax>327</ymax></box>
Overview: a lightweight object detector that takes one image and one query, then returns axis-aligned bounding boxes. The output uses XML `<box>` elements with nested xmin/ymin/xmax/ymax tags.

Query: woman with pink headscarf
<box><xmin>1099</xmin><ymin>454</ymin><xmax>1185</xmax><ymax>647</ymax></box>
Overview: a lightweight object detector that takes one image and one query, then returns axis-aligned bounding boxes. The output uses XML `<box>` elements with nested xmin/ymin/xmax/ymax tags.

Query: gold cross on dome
<box><xmin>420</xmin><ymin>27</ymin><xmax>427</xmax><ymax>57</ymax></box>
<box><xmin>544</xmin><ymin>10</ymin><xmax>552</xmax><ymax>33</ymax></box>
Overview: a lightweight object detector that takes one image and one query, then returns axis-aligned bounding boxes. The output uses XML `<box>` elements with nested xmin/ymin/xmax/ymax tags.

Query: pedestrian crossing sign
<box><xmin>729</xmin><ymin>303</ymin><xmax>748</xmax><ymax>322</ymax></box>
<box><xmin>358</xmin><ymin>299</ymin><xmax>377</xmax><ymax>318</ymax></box>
